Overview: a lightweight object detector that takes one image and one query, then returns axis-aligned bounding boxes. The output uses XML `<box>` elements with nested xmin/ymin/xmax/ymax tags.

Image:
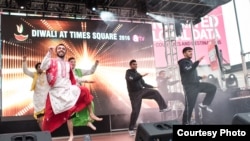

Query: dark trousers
<box><xmin>128</xmin><ymin>88</ymin><xmax>167</xmax><ymax>130</ymax></box>
<box><xmin>182</xmin><ymin>82</ymin><xmax>217</xmax><ymax>125</ymax></box>
<box><xmin>163</xmin><ymin>92</ymin><xmax>185</xmax><ymax>106</ymax></box>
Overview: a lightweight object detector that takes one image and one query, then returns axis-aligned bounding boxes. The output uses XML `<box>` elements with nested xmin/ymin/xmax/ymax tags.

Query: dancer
<box><xmin>22</xmin><ymin>56</ymin><xmax>50</xmax><ymax>129</ymax></box>
<box><xmin>40</xmin><ymin>44</ymin><xmax>102</xmax><ymax>141</ymax></box>
<box><xmin>125</xmin><ymin>59</ymin><xmax>170</xmax><ymax>136</ymax></box>
<box><xmin>178</xmin><ymin>47</ymin><xmax>216</xmax><ymax>125</ymax></box>
<box><xmin>156</xmin><ymin>70</ymin><xmax>185</xmax><ymax>105</ymax></box>
<box><xmin>68</xmin><ymin>57</ymin><xmax>98</xmax><ymax>85</ymax></box>
<box><xmin>68</xmin><ymin>57</ymin><xmax>100</xmax><ymax>130</ymax></box>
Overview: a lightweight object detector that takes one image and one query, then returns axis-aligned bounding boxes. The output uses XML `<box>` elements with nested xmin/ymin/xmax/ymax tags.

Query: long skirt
<box><xmin>42</xmin><ymin>86</ymin><xmax>93</xmax><ymax>132</ymax></box>
<box><xmin>72</xmin><ymin>101</ymin><xmax>94</xmax><ymax>126</ymax></box>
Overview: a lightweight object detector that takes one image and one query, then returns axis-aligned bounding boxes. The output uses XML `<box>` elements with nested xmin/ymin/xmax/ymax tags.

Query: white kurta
<box><xmin>33</xmin><ymin>73</ymin><xmax>50</xmax><ymax>113</ymax></box>
<box><xmin>40</xmin><ymin>52</ymin><xmax>81</xmax><ymax>114</ymax></box>
<box><xmin>23</xmin><ymin>62</ymin><xmax>50</xmax><ymax>113</ymax></box>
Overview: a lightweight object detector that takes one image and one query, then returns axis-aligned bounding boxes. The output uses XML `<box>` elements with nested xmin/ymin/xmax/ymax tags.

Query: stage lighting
<box><xmin>85</xmin><ymin>0</ymin><xmax>97</xmax><ymax>11</ymax></box>
<box><xmin>225</xmin><ymin>74</ymin><xmax>238</xmax><ymax>89</ymax></box>
<box><xmin>205</xmin><ymin>74</ymin><xmax>220</xmax><ymax>89</ymax></box>
<box><xmin>15</xmin><ymin>0</ymin><xmax>31</xmax><ymax>9</ymax></box>
<box><xmin>100</xmin><ymin>11</ymin><xmax>116</xmax><ymax>22</ymax></box>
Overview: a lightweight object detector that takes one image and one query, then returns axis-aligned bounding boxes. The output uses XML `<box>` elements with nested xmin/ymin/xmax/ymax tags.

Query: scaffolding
<box><xmin>162</xmin><ymin>15</ymin><xmax>183</xmax><ymax>94</ymax></box>
<box><xmin>161</xmin><ymin>14</ymin><xmax>184</xmax><ymax>120</ymax></box>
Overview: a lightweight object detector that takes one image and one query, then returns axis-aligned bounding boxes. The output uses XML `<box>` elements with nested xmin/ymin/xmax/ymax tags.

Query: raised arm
<box><xmin>156</xmin><ymin>77</ymin><xmax>169</xmax><ymax>85</ymax></box>
<box><xmin>168</xmin><ymin>80</ymin><xmax>180</xmax><ymax>86</ymax></box>
<box><xmin>22</xmin><ymin>56</ymin><xmax>34</xmax><ymax>78</ymax></box>
<box><xmin>76</xmin><ymin>77</ymin><xmax>94</xmax><ymax>83</ymax></box>
<box><xmin>81</xmin><ymin>60</ymin><xmax>99</xmax><ymax>76</ymax></box>
<box><xmin>40</xmin><ymin>47</ymin><xmax>53</xmax><ymax>71</ymax></box>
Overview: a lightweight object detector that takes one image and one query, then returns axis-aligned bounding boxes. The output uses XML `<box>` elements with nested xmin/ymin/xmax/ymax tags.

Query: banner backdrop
<box><xmin>208</xmin><ymin>40</ymin><xmax>219</xmax><ymax>70</ymax></box>
<box><xmin>1</xmin><ymin>15</ymin><xmax>158</xmax><ymax>118</ymax></box>
<box><xmin>153</xmin><ymin>7</ymin><xmax>230</xmax><ymax>67</ymax></box>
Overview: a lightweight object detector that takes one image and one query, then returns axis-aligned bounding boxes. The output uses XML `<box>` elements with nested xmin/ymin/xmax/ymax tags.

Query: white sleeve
<box><xmin>22</xmin><ymin>61</ymin><xmax>34</xmax><ymax>78</ymax></box>
<box><xmin>81</xmin><ymin>61</ymin><xmax>98</xmax><ymax>76</ymax></box>
<box><xmin>40</xmin><ymin>51</ymin><xmax>51</xmax><ymax>71</ymax></box>
<box><xmin>77</xmin><ymin>77</ymin><xmax>87</xmax><ymax>83</ymax></box>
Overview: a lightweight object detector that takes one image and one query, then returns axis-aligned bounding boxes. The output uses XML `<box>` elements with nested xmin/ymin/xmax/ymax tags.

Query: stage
<box><xmin>52</xmin><ymin>131</ymin><xmax>134</xmax><ymax>141</ymax></box>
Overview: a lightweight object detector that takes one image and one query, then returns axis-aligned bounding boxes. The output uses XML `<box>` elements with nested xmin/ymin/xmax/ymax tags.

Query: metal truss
<box><xmin>0</xmin><ymin>0</ymin><xmax>231</xmax><ymax>22</ymax></box>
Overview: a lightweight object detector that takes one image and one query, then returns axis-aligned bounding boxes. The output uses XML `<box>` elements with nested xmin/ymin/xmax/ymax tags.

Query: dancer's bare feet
<box><xmin>90</xmin><ymin>113</ymin><xmax>103</xmax><ymax>121</ymax></box>
<box><xmin>37</xmin><ymin>117</ymin><xmax>43</xmax><ymax>130</ymax></box>
<box><xmin>87</xmin><ymin>122</ymin><xmax>96</xmax><ymax>130</ymax></box>
<box><xmin>68</xmin><ymin>136</ymin><xmax>74</xmax><ymax>141</ymax></box>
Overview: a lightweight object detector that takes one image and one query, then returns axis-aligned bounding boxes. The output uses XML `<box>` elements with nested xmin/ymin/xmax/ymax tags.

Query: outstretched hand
<box><xmin>141</xmin><ymin>73</ymin><xmax>149</xmax><ymax>77</ymax></box>
<box><xmin>201</xmin><ymin>75</ymin><xmax>207</xmax><ymax>80</ymax></box>
<box><xmin>198</xmin><ymin>56</ymin><xmax>205</xmax><ymax>62</ymax></box>
<box><xmin>49</xmin><ymin>47</ymin><xmax>54</xmax><ymax>53</ymax></box>
<box><xmin>84</xmin><ymin>80</ymin><xmax>95</xmax><ymax>83</ymax></box>
<box><xmin>95</xmin><ymin>60</ymin><xmax>99</xmax><ymax>64</ymax></box>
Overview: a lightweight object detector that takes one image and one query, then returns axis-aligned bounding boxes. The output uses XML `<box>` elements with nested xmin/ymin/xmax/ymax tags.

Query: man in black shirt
<box><xmin>178</xmin><ymin>47</ymin><xmax>216</xmax><ymax>125</ymax></box>
<box><xmin>156</xmin><ymin>70</ymin><xmax>185</xmax><ymax>106</ymax></box>
<box><xmin>125</xmin><ymin>59</ymin><xmax>170</xmax><ymax>136</ymax></box>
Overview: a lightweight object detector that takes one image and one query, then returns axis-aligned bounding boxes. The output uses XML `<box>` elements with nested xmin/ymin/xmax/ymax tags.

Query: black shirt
<box><xmin>156</xmin><ymin>76</ymin><xmax>179</xmax><ymax>94</ymax></box>
<box><xmin>125</xmin><ymin>69</ymin><xmax>153</xmax><ymax>93</ymax></box>
<box><xmin>178</xmin><ymin>58</ymin><xmax>201</xmax><ymax>85</ymax></box>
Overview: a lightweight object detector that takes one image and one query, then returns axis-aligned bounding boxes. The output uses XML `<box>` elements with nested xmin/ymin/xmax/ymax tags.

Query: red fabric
<box><xmin>42</xmin><ymin>58</ymin><xmax>91</xmax><ymax>132</ymax></box>
<box><xmin>69</xmin><ymin>66</ymin><xmax>76</xmax><ymax>85</ymax></box>
<box><xmin>46</xmin><ymin>59</ymin><xmax>76</xmax><ymax>86</ymax></box>
<box><xmin>46</xmin><ymin>59</ymin><xmax>57</xmax><ymax>87</ymax></box>
<box><xmin>42</xmin><ymin>86</ymin><xmax>93</xmax><ymax>132</ymax></box>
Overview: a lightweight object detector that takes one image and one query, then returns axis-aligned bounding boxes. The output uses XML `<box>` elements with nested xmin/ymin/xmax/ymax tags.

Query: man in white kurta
<box><xmin>41</xmin><ymin>44</ymin><xmax>102</xmax><ymax>141</ymax></box>
<box><xmin>68</xmin><ymin>57</ymin><xmax>101</xmax><ymax>131</ymax></box>
<box><xmin>41</xmin><ymin>51</ymin><xmax>81</xmax><ymax>115</ymax></box>
<box><xmin>22</xmin><ymin>56</ymin><xmax>50</xmax><ymax>129</ymax></box>
<box><xmin>40</xmin><ymin>44</ymin><xmax>100</xmax><ymax>141</ymax></box>
<box><xmin>68</xmin><ymin>57</ymin><xmax>99</xmax><ymax>85</ymax></box>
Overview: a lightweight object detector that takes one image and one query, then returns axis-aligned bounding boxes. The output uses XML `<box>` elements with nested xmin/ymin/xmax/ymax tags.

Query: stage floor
<box><xmin>52</xmin><ymin>131</ymin><xmax>134</xmax><ymax>141</ymax></box>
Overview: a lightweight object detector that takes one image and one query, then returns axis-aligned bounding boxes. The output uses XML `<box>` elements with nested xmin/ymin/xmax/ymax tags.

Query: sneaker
<box><xmin>182</xmin><ymin>122</ymin><xmax>190</xmax><ymax>125</ymax></box>
<box><xmin>199</xmin><ymin>103</ymin><xmax>206</xmax><ymax>108</ymax></box>
<box><xmin>205</xmin><ymin>107</ymin><xmax>213</xmax><ymax>112</ymax></box>
<box><xmin>199</xmin><ymin>103</ymin><xmax>213</xmax><ymax>112</ymax></box>
<box><xmin>128</xmin><ymin>130</ymin><xmax>135</xmax><ymax>136</ymax></box>
<box><xmin>159</xmin><ymin>107</ymin><xmax>171</xmax><ymax>112</ymax></box>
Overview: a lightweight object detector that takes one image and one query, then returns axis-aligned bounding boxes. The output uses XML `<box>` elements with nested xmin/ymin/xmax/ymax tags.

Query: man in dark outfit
<box><xmin>156</xmin><ymin>70</ymin><xmax>185</xmax><ymax>105</ymax></box>
<box><xmin>178</xmin><ymin>47</ymin><xmax>217</xmax><ymax>125</ymax></box>
<box><xmin>125</xmin><ymin>59</ymin><xmax>170</xmax><ymax>136</ymax></box>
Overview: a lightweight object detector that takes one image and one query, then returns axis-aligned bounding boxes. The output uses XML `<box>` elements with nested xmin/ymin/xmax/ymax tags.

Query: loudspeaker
<box><xmin>232</xmin><ymin>112</ymin><xmax>250</xmax><ymax>125</ymax></box>
<box><xmin>135</xmin><ymin>120</ymin><xmax>179</xmax><ymax>141</ymax></box>
<box><xmin>0</xmin><ymin>131</ymin><xmax>52</xmax><ymax>141</ymax></box>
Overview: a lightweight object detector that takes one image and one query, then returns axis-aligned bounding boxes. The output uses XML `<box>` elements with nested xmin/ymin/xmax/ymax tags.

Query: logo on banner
<box><xmin>132</xmin><ymin>34</ymin><xmax>145</xmax><ymax>42</ymax></box>
<box><xmin>14</xmin><ymin>24</ymin><xmax>29</xmax><ymax>41</ymax></box>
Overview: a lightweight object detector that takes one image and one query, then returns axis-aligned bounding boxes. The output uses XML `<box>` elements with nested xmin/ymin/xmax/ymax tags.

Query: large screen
<box><xmin>1</xmin><ymin>15</ymin><xmax>158</xmax><ymax>118</ymax></box>
<box><xmin>152</xmin><ymin>7</ymin><xmax>230</xmax><ymax>68</ymax></box>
